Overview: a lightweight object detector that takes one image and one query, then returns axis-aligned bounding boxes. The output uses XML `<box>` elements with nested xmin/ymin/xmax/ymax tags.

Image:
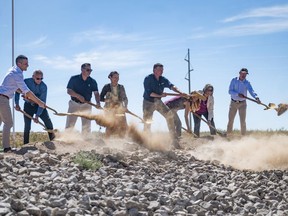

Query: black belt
<box><xmin>0</xmin><ymin>94</ymin><xmax>9</xmax><ymax>100</ymax></box>
<box><xmin>232</xmin><ymin>99</ymin><xmax>245</xmax><ymax>103</ymax></box>
<box><xmin>72</xmin><ymin>98</ymin><xmax>84</xmax><ymax>104</ymax></box>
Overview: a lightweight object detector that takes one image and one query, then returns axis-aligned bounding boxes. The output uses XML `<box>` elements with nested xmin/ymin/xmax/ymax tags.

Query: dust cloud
<box><xmin>127</xmin><ymin>124</ymin><xmax>171</xmax><ymax>151</ymax></box>
<box><xmin>189</xmin><ymin>134</ymin><xmax>288</xmax><ymax>171</ymax></box>
<box><xmin>52</xmin><ymin>121</ymin><xmax>172</xmax><ymax>155</ymax></box>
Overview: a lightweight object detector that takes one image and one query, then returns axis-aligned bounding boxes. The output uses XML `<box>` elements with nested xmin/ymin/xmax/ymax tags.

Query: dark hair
<box><xmin>153</xmin><ymin>63</ymin><xmax>163</xmax><ymax>70</ymax></box>
<box><xmin>15</xmin><ymin>55</ymin><xmax>28</xmax><ymax>64</ymax></box>
<box><xmin>81</xmin><ymin>63</ymin><xmax>91</xmax><ymax>69</ymax></box>
<box><xmin>239</xmin><ymin>68</ymin><xmax>249</xmax><ymax>74</ymax></box>
<box><xmin>108</xmin><ymin>71</ymin><xmax>119</xmax><ymax>78</ymax></box>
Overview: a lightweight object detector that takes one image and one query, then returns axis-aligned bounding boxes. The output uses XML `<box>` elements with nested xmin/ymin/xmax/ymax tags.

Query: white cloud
<box><xmin>223</xmin><ymin>5</ymin><xmax>288</xmax><ymax>23</ymax></box>
<box><xmin>22</xmin><ymin>36</ymin><xmax>51</xmax><ymax>49</ymax></box>
<box><xmin>33</xmin><ymin>49</ymin><xmax>146</xmax><ymax>71</ymax></box>
<box><xmin>214</xmin><ymin>20</ymin><xmax>288</xmax><ymax>37</ymax></box>
<box><xmin>191</xmin><ymin>4</ymin><xmax>288</xmax><ymax>38</ymax></box>
<box><xmin>71</xmin><ymin>28</ymin><xmax>149</xmax><ymax>44</ymax></box>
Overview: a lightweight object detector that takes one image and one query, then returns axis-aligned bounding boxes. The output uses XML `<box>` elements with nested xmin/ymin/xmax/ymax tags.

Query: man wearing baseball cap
<box><xmin>227</xmin><ymin>68</ymin><xmax>261</xmax><ymax>136</ymax></box>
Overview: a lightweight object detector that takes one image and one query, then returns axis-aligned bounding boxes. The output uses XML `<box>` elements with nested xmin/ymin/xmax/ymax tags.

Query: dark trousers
<box><xmin>193</xmin><ymin>112</ymin><xmax>216</xmax><ymax>137</ymax></box>
<box><xmin>23</xmin><ymin>102</ymin><xmax>55</xmax><ymax>144</ymax></box>
<box><xmin>143</xmin><ymin>99</ymin><xmax>176</xmax><ymax>139</ymax></box>
<box><xmin>172</xmin><ymin>110</ymin><xmax>182</xmax><ymax>138</ymax></box>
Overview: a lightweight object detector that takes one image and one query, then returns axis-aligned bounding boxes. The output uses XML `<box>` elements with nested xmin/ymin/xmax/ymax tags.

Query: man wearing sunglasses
<box><xmin>15</xmin><ymin>70</ymin><xmax>55</xmax><ymax>144</ymax></box>
<box><xmin>65</xmin><ymin>63</ymin><xmax>101</xmax><ymax>134</ymax></box>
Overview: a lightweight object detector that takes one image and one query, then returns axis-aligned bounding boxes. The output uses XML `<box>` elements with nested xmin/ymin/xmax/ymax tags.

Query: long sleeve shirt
<box><xmin>207</xmin><ymin>95</ymin><xmax>214</xmax><ymax>121</ymax></box>
<box><xmin>0</xmin><ymin>66</ymin><xmax>30</xmax><ymax>98</ymax></box>
<box><xmin>228</xmin><ymin>77</ymin><xmax>258</xmax><ymax>101</ymax></box>
<box><xmin>15</xmin><ymin>78</ymin><xmax>47</xmax><ymax>116</ymax></box>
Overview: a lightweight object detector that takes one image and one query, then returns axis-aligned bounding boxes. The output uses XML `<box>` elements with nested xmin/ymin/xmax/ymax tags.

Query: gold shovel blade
<box><xmin>268</xmin><ymin>103</ymin><xmax>277</xmax><ymax>109</ymax></box>
<box><xmin>144</xmin><ymin>120</ymin><xmax>153</xmax><ymax>124</ymax></box>
<box><xmin>264</xmin><ymin>103</ymin><xmax>277</xmax><ymax>110</ymax></box>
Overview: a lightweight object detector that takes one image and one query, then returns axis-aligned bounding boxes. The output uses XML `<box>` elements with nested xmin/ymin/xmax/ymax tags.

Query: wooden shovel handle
<box><xmin>84</xmin><ymin>101</ymin><xmax>103</xmax><ymax>110</ymax></box>
<box><xmin>45</xmin><ymin>105</ymin><xmax>58</xmax><ymax>114</ymax></box>
<box><xmin>165</xmin><ymin>93</ymin><xmax>182</xmax><ymax>96</ymax></box>
<box><xmin>192</xmin><ymin>112</ymin><xmax>227</xmax><ymax>137</ymax></box>
<box><xmin>126</xmin><ymin>109</ymin><xmax>145</xmax><ymax>123</ymax></box>
<box><xmin>16</xmin><ymin>108</ymin><xmax>53</xmax><ymax>131</ymax></box>
<box><xmin>242</xmin><ymin>95</ymin><xmax>270</xmax><ymax>109</ymax></box>
<box><xmin>181</xmin><ymin>127</ymin><xmax>197</xmax><ymax>137</ymax></box>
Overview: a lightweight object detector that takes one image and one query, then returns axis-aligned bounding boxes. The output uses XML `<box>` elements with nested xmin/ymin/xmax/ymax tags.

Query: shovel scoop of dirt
<box><xmin>277</xmin><ymin>103</ymin><xmax>288</xmax><ymax>116</ymax></box>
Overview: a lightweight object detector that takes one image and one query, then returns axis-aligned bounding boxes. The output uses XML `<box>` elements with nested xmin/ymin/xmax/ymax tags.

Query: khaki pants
<box><xmin>0</xmin><ymin>96</ymin><xmax>13</xmax><ymax>149</ymax></box>
<box><xmin>65</xmin><ymin>100</ymin><xmax>92</xmax><ymax>134</ymax></box>
<box><xmin>227</xmin><ymin>100</ymin><xmax>247</xmax><ymax>135</ymax></box>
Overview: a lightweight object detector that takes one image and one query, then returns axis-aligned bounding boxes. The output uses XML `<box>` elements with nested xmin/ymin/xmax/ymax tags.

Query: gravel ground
<box><xmin>0</xmin><ymin>131</ymin><xmax>288</xmax><ymax>216</ymax></box>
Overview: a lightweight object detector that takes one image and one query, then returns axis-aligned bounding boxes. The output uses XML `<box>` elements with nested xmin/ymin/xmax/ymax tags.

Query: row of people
<box><xmin>0</xmin><ymin>55</ymin><xmax>260</xmax><ymax>152</ymax></box>
<box><xmin>141</xmin><ymin>63</ymin><xmax>260</xmax><ymax>147</ymax></box>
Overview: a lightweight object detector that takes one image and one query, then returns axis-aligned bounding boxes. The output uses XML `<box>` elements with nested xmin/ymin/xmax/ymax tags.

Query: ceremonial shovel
<box><xmin>192</xmin><ymin>112</ymin><xmax>227</xmax><ymax>137</ymax></box>
<box><xmin>126</xmin><ymin>110</ymin><xmax>152</xmax><ymax>124</ymax></box>
<box><xmin>242</xmin><ymin>95</ymin><xmax>277</xmax><ymax>111</ymax></box>
<box><xmin>16</xmin><ymin>108</ymin><xmax>56</xmax><ymax>133</ymax></box>
<box><xmin>181</xmin><ymin>127</ymin><xmax>197</xmax><ymax>137</ymax></box>
<box><xmin>165</xmin><ymin>92</ymin><xmax>206</xmax><ymax>100</ymax></box>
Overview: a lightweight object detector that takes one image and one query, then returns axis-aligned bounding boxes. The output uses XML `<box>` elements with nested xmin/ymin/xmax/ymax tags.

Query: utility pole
<box><xmin>185</xmin><ymin>48</ymin><xmax>193</xmax><ymax>130</ymax></box>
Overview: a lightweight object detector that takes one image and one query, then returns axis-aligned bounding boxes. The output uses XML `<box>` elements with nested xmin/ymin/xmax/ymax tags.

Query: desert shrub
<box><xmin>73</xmin><ymin>151</ymin><xmax>102</xmax><ymax>171</ymax></box>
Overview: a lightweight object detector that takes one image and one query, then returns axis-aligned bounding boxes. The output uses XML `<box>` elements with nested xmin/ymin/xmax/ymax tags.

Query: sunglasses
<box><xmin>36</xmin><ymin>78</ymin><xmax>43</xmax><ymax>80</ymax></box>
<box><xmin>207</xmin><ymin>89</ymin><xmax>213</xmax><ymax>92</ymax></box>
<box><xmin>85</xmin><ymin>69</ymin><xmax>93</xmax><ymax>72</ymax></box>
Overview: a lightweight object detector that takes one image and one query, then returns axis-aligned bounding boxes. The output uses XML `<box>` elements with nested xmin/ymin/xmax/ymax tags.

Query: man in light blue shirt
<box><xmin>227</xmin><ymin>68</ymin><xmax>261</xmax><ymax>135</ymax></box>
<box><xmin>15</xmin><ymin>70</ymin><xmax>55</xmax><ymax>144</ymax></box>
<box><xmin>0</xmin><ymin>55</ymin><xmax>45</xmax><ymax>153</ymax></box>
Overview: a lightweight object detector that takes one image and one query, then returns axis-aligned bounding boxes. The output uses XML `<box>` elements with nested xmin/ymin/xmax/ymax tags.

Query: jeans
<box><xmin>172</xmin><ymin>110</ymin><xmax>182</xmax><ymax>138</ymax></box>
<box><xmin>193</xmin><ymin>112</ymin><xmax>216</xmax><ymax>137</ymax></box>
<box><xmin>23</xmin><ymin>102</ymin><xmax>55</xmax><ymax>144</ymax></box>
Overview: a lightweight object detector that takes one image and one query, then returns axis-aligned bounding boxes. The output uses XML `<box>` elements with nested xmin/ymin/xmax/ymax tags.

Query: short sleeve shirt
<box><xmin>67</xmin><ymin>74</ymin><xmax>98</xmax><ymax>102</ymax></box>
<box><xmin>143</xmin><ymin>74</ymin><xmax>173</xmax><ymax>102</ymax></box>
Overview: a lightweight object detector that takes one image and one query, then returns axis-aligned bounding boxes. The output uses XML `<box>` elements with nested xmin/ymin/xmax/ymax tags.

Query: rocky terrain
<box><xmin>1</xmin><ymin>132</ymin><xmax>288</xmax><ymax>216</ymax></box>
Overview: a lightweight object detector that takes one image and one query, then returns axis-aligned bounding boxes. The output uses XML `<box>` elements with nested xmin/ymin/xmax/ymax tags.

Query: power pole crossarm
<box><xmin>184</xmin><ymin>48</ymin><xmax>192</xmax><ymax>130</ymax></box>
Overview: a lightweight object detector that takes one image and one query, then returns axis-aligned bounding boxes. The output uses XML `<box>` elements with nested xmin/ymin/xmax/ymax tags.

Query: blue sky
<box><xmin>0</xmin><ymin>0</ymin><xmax>287</xmax><ymax>133</ymax></box>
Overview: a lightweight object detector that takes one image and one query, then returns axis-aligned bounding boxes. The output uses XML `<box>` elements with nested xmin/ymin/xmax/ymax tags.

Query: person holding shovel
<box><xmin>227</xmin><ymin>68</ymin><xmax>261</xmax><ymax>136</ymax></box>
<box><xmin>192</xmin><ymin>84</ymin><xmax>216</xmax><ymax>138</ymax></box>
<box><xmin>65</xmin><ymin>63</ymin><xmax>101</xmax><ymax>134</ymax></box>
<box><xmin>100</xmin><ymin>71</ymin><xmax>128</xmax><ymax>137</ymax></box>
<box><xmin>143</xmin><ymin>63</ymin><xmax>187</xmax><ymax>149</ymax></box>
<box><xmin>164</xmin><ymin>96</ymin><xmax>191</xmax><ymax>138</ymax></box>
<box><xmin>0</xmin><ymin>55</ymin><xmax>46</xmax><ymax>153</ymax></box>
<box><xmin>15</xmin><ymin>70</ymin><xmax>55</xmax><ymax>144</ymax></box>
